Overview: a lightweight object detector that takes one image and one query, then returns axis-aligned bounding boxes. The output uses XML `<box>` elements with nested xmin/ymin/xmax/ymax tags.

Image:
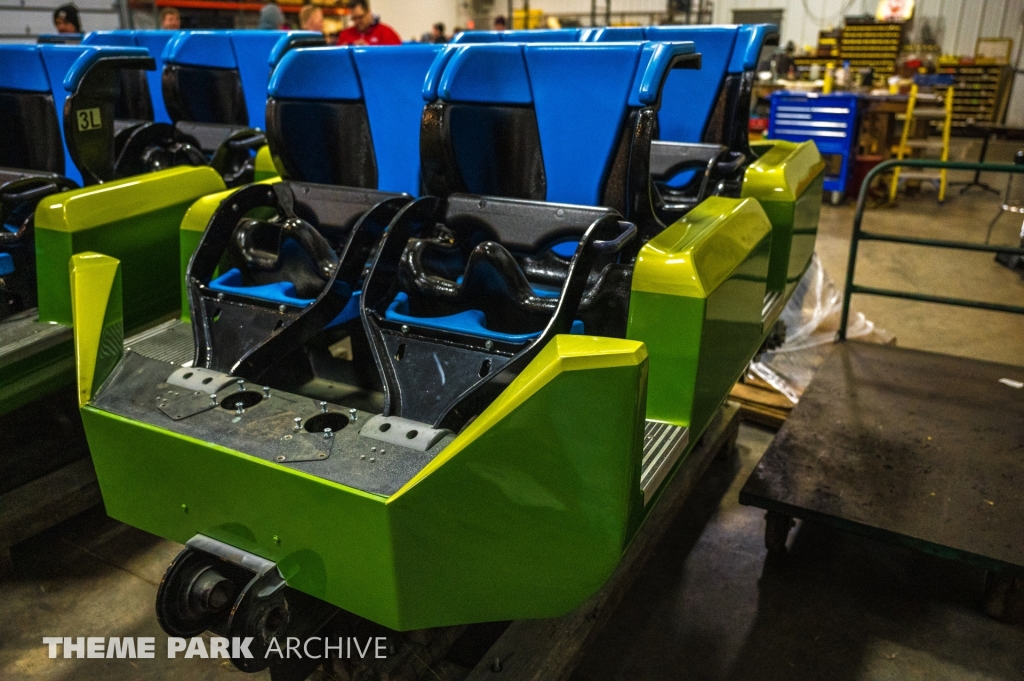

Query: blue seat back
<box><xmin>633</xmin><ymin>26</ymin><xmax>739</xmax><ymax>143</ymax></box>
<box><xmin>429</xmin><ymin>41</ymin><xmax>694</xmax><ymax>206</ymax></box>
<box><xmin>164</xmin><ymin>30</ymin><xmax>319</xmax><ymax>130</ymax></box>
<box><xmin>0</xmin><ymin>45</ymin><xmax>63</xmax><ymax>174</ymax></box>
<box><xmin>84</xmin><ymin>30</ymin><xmax>177</xmax><ymax>123</ymax></box>
<box><xmin>8</xmin><ymin>45</ymin><xmax>150</xmax><ymax>184</ymax></box>
<box><xmin>230</xmin><ymin>30</ymin><xmax>313</xmax><ymax>131</ymax></box>
<box><xmin>451</xmin><ymin>28</ymin><xmax>582</xmax><ymax>44</ymax></box>
<box><xmin>0</xmin><ymin>44</ymin><xmax>52</xmax><ymax>93</ymax></box>
<box><xmin>269</xmin><ymin>44</ymin><xmax>445</xmax><ymax>195</ymax></box>
<box><xmin>581</xmin><ymin>26</ymin><xmax>645</xmax><ymax>42</ymax></box>
<box><xmin>352</xmin><ymin>44</ymin><xmax>447</xmax><ymax>196</ymax></box>
<box><xmin>728</xmin><ymin>24</ymin><xmax>776</xmax><ymax>73</ymax></box>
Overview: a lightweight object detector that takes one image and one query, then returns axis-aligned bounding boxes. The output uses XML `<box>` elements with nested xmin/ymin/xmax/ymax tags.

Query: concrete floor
<box><xmin>2</xmin><ymin>138</ymin><xmax>1022</xmax><ymax>680</ymax></box>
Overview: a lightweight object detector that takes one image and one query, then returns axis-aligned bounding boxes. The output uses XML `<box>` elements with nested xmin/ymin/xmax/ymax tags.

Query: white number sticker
<box><xmin>77</xmin><ymin>107</ymin><xmax>102</xmax><ymax>131</ymax></box>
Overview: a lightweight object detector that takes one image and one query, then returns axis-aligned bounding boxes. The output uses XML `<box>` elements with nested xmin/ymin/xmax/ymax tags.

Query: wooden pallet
<box><xmin>315</xmin><ymin>403</ymin><xmax>742</xmax><ymax>681</ymax></box>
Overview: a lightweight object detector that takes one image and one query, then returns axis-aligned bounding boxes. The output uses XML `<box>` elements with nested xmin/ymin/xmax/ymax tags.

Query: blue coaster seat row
<box><xmin>0</xmin><ymin>41</ymin><xmax>234</xmax><ymax>417</ymax></box>
<box><xmin>184</xmin><ymin>44</ymin><xmax>445</xmax><ymax>391</ymax></box>
<box><xmin>0</xmin><ymin>44</ymin><xmax>157</xmax><ymax>319</ymax></box>
<box><xmin>453</xmin><ymin>25</ymin><xmax>778</xmax><ymax>211</ymax></box>
<box><xmin>84</xmin><ymin>30</ymin><xmax>322</xmax><ymax>185</ymax></box>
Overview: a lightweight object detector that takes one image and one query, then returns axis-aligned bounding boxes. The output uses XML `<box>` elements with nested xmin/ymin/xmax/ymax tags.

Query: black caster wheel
<box><xmin>983</xmin><ymin>571</ymin><xmax>1024</xmax><ymax>623</ymax></box>
<box><xmin>156</xmin><ymin>547</ymin><xmax>240</xmax><ymax>638</ymax></box>
<box><xmin>764</xmin><ymin>511</ymin><xmax>794</xmax><ymax>557</ymax></box>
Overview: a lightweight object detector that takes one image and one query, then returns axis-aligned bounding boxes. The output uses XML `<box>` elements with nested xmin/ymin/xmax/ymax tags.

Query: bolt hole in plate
<box><xmin>220</xmin><ymin>391</ymin><xmax>263</xmax><ymax>410</ymax></box>
<box><xmin>303</xmin><ymin>412</ymin><xmax>349</xmax><ymax>433</ymax></box>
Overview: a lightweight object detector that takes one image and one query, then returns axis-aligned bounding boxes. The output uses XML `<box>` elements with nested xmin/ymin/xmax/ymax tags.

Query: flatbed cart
<box><xmin>740</xmin><ymin>158</ymin><xmax>1024</xmax><ymax>620</ymax></box>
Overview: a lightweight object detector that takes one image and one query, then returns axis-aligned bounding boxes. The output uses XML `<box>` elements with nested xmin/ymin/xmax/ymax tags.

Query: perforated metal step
<box><xmin>641</xmin><ymin>420</ymin><xmax>690</xmax><ymax>505</ymax></box>
<box><xmin>124</xmin><ymin>319</ymin><xmax>194</xmax><ymax>366</ymax></box>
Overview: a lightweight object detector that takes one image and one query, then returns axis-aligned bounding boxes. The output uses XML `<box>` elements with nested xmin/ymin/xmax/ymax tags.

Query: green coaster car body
<box><xmin>67</xmin><ymin>39</ymin><xmax>822</xmax><ymax>655</ymax></box>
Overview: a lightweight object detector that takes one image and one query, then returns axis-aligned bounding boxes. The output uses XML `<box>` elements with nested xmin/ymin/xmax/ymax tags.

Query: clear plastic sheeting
<box><xmin>757</xmin><ymin>254</ymin><xmax>893</xmax><ymax>397</ymax></box>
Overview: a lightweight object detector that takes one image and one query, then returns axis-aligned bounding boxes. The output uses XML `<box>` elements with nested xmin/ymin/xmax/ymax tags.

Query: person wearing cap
<box><xmin>493</xmin><ymin>15</ymin><xmax>507</xmax><ymax>30</ymax></box>
<box><xmin>52</xmin><ymin>4</ymin><xmax>81</xmax><ymax>33</ymax></box>
<box><xmin>336</xmin><ymin>0</ymin><xmax>400</xmax><ymax>45</ymax></box>
<box><xmin>258</xmin><ymin>0</ymin><xmax>286</xmax><ymax>30</ymax></box>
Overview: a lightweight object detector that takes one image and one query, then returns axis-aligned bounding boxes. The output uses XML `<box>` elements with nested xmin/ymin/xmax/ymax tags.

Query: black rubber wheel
<box><xmin>155</xmin><ymin>547</ymin><xmax>237</xmax><ymax>638</ymax></box>
<box><xmin>764</xmin><ymin>511</ymin><xmax>793</xmax><ymax>556</ymax></box>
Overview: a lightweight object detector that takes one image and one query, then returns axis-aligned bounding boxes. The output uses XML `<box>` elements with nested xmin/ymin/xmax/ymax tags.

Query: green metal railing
<box><xmin>839</xmin><ymin>158</ymin><xmax>1024</xmax><ymax>340</ymax></box>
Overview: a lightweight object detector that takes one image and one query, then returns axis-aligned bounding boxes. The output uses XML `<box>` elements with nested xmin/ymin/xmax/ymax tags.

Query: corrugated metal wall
<box><xmin>711</xmin><ymin>0</ymin><xmax>1024</xmax><ymax>123</ymax></box>
<box><xmin>710</xmin><ymin>0</ymin><xmax>1022</xmax><ymax>64</ymax></box>
<box><xmin>0</xmin><ymin>0</ymin><xmax>122</xmax><ymax>42</ymax></box>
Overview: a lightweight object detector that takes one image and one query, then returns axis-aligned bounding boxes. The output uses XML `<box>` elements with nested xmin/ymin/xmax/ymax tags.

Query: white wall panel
<box><xmin>367</xmin><ymin>0</ymin><xmax>459</xmax><ymax>41</ymax></box>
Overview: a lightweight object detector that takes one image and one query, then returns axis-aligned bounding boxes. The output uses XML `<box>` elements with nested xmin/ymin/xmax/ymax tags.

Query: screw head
<box><xmin>349</xmin><ymin>408</ymin><xmax>357</xmax><ymax>420</ymax></box>
<box><xmin>320</xmin><ymin>400</ymin><xmax>328</xmax><ymax>413</ymax></box>
<box><xmin>370</xmin><ymin>457</ymin><xmax>376</xmax><ymax>462</ymax></box>
<box><xmin>217</xmin><ymin>292</ymin><xmax>225</xmax><ymax>301</ymax></box>
<box><xmin>210</xmin><ymin>393</ymin><xmax>218</xmax><ymax>403</ymax></box>
<box><xmin>273</xmin><ymin>535</ymin><xmax>281</xmax><ymax>545</ymax></box>
<box><xmin>293</xmin><ymin>417</ymin><xmax>302</xmax><ymax>431</ymax></box>
<box><xmin>401</xmin><ymin>324</ymin><xmax>410</xmax><ymax>334</ymax></box>
<box><xmin>485</xmin><ymin>340</ymin><xmax>494</xmax><ymax>350</ymax></box>
<box><xmin>263</xmin><ymin>386</ymin><xmax>271</xmax><ymax>397</ymax></box>
<box><xmin>181</xmin><ymin>504</ymin><xmax>188</xmax><ymax>513</ymax></box>
<box><xmin>278</xmin><ymin>304</ymin><xmax>286</xmax><ymax>314</ymax></box>
<box><xmin>276</xmin><ymin>455</ymin><xmax>285</xmax><ymax>462</ymax></box>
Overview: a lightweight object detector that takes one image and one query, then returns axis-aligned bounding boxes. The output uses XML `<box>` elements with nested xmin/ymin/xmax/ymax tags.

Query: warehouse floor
<box><xmin>2</xmin><ymin>140</ymin><xmax>1022</xmax><ymax>680</ymax></box>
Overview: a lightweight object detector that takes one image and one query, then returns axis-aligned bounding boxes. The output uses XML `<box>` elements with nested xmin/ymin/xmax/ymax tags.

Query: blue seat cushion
<box><xmin>208</xmin><ymin>268</ymin><xmax>314</xmax><ymax>307</ymax></box>
<box><xmin>386</xmin><ymin>291</ymin><xmax>583</xmax><ymax>342</ymax></box>
<box><xmin>0</xmin><ymin>252</ymin><xmax>14</xmax><ymax>276</ymax></box>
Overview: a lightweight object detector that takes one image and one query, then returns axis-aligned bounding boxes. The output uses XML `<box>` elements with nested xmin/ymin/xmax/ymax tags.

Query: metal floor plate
<box><xmin>91</xmin><ymin>352</ymin><xmax>453</xmax><ymax>497</ymax></box>
<box><xmin>0</xmin><ymin>310</ymin><xmax>72</xmax><ymax>368</ymax></box>
<box><xmin>740</xmin><ymin>341</ymin><xmax>1024</xmax><ymax>571</ymax></box>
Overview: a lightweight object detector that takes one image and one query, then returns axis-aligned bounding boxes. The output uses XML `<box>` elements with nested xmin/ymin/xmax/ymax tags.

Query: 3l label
<box><xmin>77</xmin><ymin>108</ymin><xmax>102</xmax><ymax>131</ymax></box>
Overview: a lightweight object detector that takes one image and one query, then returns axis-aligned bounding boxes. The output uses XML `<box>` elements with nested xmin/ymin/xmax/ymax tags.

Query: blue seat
<box><xmin>268</xmin><ymin>44</ymin><xmax>446</xmax><ymax>195</ymax></box>
<box><xmin>640</xmin><ymin>26</ymin><xmax>741</xmax><ymax>144</ymax></box>
<box><xmin>163</xmin><ymin>30</ymin><xmax>320</xmax><ymax>131</ymax></box>
<box><xmin>426</xmin><ymin>41</ymin><xmax>696</xmax><ymax>206</ymax></box>
<box><xmin>376</xmin><ymin>41</ymin><xmax>693</xmax><ymax>349</ymax></box>
<box><xmin>451</xmin><ymin>28</ymin><xmax>582</xmax><ymax>44</ymax></box>
<box><xmin>0</xmin><ymin>44</ymin><xmax>151</xmax><ymax>185</ymax></box>
<box><xmin>581</xmin><ymin>26</ymin><xmax>645</xmax><ymax>42</ymax></box>
<box><xmin>0</xmin><ymin>45</ymin><xmax>62</xmax><ymax>174</ymax></box>
<box><xmin>84</xmin><ymin>30</ymin><xmax>178</xmax><ymax>123</ymax></box>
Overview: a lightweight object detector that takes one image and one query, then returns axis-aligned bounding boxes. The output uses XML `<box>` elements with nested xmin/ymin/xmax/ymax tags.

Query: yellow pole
<box><xmin>938</xmin><ymin>86</ymin><xmax>954</xmax><ymax>202</ymax></box>
<box><xmin>889</xmin><ymin>84</ymin><xmax>918</xmax><ymax>203</ymax></box>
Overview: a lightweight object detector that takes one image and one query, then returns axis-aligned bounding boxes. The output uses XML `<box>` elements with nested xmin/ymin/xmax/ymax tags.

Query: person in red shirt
<box><xmin>336</xmin><ymin>0</ymin><xmax>401</xmax><ymax>45</ymax></box>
